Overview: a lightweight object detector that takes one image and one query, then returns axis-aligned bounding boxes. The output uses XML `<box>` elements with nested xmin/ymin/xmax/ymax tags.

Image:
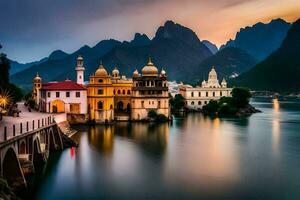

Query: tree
<box><xmin>170</xmin><ymin>94</ymin><xmax>185</xmax><ymax>111</ymax></box>
<box><xmin>148</xmin><ymin>110</ymin><xmax>157</xmax><ymax>119</ymax></box>
<box><xmin>0</xmin><ymin>53</ymin><xmax>10</xmax><ymax>89</ymax></box>
<box><xmin>231</xmin><ymin>87</ymin><xmax>251</xmax><ymax>108</ymax></box>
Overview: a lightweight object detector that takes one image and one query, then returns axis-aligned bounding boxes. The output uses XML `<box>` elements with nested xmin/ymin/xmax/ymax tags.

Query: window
<box><xmin>98</xmin><ymin>89</ymin><xmax>103</xmax><ymax>95</ymax></box>
<box><xmin>206</xmin><ymin>92</ymin><xmax>208</xmax><ymax>97</ymax></box>
<box><xmin>136</xmin><ymin>83</ymin><xmax>138</xmax><ymax>87</ymax></box>
<box><xmin>220</xmin><ymin>91</ymin><xmax>223</xmax><ymax>96</ymax></box>
<box><xmin>118</xmin><ymin>90</ymin><xmax>121</xmax><ymax>94</ymax></box>
<box><xmin>191</xmin><ymin>92</ymin><xmax>194</xmax><ymax>97</ymax></box>
<box><xmin>98</xmin><ymin>79</ymin><xmax>103</xmax><ymax>83</ymax></box>
<box><xmin>38</xmin><ymin>84</ymin><xmax>40</xmax><ymax>87</ymax></box>
<box><xmin>141</xmin><ymin>101</ymin><xmax>144</xmax><ymax>108</ymax></box>
<box><xmin>123</xmin><ymin>90</ymin><xmax>125</xmax><ymax>95</ymax></box>
<box><xmin>198</xmin><ymin>101</ymin><xmax>201</xmax><ymax>105</ymax></box>
<box><xmin>199</xmin><ymin>92</ymin><xmax>201</xmax><ymax>97</ymax></box>
<box><xmin>158</xmin><ymin>101</ymin><xmax>161</xmax><ymax>108</ymax></box>
<box><xmin>56</xmin><ymin>92</ymin><xmax>60</xmax><ymax>98</ymax></box>
<box><xmin>204</xmin><ymin>101</ymin><xmax>207</xmax><ymax>104</ymax></box>
<box><xmin>191</xmin><ymin>101</ymin><xmax>194</xmax><ymax>105</ymax></box>
<box><xmin>98</xmin><ymin>101</ymin><xmax>103</xmax><ymax>109</ymax></box>
<box><xmin>110</xmin><ymin>104</ymin><xmax>113</xmax><ymax>109</ymax></box>
<box><xmin>127</xmin><ymin>90</ymin><xmax>131</xmax><ymax>95</ymax></box>
<box><xmin>113</xmin><ymin>90</ymin><xmax>116</xmax><ymax>95</ymax></box>
<box><xmin>76</xmin><ymin>92</ymin><xmax>80</xmax><ymax>97</ymax></box>
<box><xmin>66</xmin><ymin>92</ymin><xmax>70</xmax><ymax>97</ymax></box>
<box><xmin>47</xmin><ymin>92</ymin><xmax>51</xmax><ymax>98</ymax></box>
<box><xmin>213</xmin><ymin>92</ymin><xmax>215</xmax><ymax>97</ymax></box>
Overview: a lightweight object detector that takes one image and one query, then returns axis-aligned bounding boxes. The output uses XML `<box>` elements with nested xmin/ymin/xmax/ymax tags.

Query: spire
<box><xmin>148</xmin><ymin>56</ymin><xmax>153</xmax><ymax>65</ymax></box>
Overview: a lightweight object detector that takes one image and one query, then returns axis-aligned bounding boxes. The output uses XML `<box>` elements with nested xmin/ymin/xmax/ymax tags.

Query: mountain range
<box><xmin>9</xmin><ymin>18</ymin><xmax>294</xmax><ymax>91</ymax></box>
<box><xmin>221</xmin><ymin>19</ymin><xmax>291</xmax><ymax>61</ymax></box>
<box><xmin>234</xmin><ymin>18</ymin><xmax>300</xmax><ymax>92</ymax></box>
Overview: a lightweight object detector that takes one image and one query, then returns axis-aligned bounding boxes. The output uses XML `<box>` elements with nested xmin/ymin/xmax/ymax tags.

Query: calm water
<box><xmin>31</xmin><ymin>98</ymin><xmax>300</xmax><ymax>200</ymax></box>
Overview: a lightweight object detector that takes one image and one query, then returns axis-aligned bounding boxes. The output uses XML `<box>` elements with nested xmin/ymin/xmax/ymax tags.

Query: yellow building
<box><xmin>87</xmin><ymin>63</ymin><xmax>115</xmax><ymax>123</ymax></box>
<box><xmin>111</xmin><ymin>67</ymin><xmax>133</xmax><ymax>120</ymax></box>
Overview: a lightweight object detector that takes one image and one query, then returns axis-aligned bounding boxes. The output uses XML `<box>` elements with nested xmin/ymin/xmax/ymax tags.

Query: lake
<box><xmin>30</xmin><ymin>97</ymin><xmax>300</xmax><ymax>200</ymax></box>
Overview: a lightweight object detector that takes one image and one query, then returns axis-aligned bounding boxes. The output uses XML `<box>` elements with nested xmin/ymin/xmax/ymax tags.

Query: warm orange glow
<box><xmin>0</xmin><ymin>90</ymin><xmax>12</xmax><ymax>110</ymax></box>
<box><xmin>273</xmin><ymin>98</ymin><xmax>280</xmax><ymax>113</ymax></box>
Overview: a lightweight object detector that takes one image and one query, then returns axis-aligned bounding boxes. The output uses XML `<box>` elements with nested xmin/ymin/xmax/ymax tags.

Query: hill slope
<box><xmin>221</xmin><ymin>19</ymin><xmax>291</xmax><ymax>61</ymax></box>
<box><xmin>234</xmin><ymin>18</ymin><xmax>300</xmax><ymax>92</ymax></box>
<box><xmin>187</xmin><ymin>47</ymin><xmax>257</xmax><ymax>83</ymax></box>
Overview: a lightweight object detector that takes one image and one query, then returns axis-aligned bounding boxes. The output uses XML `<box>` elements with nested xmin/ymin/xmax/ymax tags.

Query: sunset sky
<box><xmin>1</xmin><ymin>0</ymin><xmax>299</xmax><ymax>63</ymax></box>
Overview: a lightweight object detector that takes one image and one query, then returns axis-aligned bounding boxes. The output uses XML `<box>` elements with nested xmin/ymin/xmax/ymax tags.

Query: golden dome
<box><xmin>95</xmin><ymin>62</ymin><xmax>108</xmax><ymax>76</ymax></box>
<box><xmin>141</xmin><ymin>57</ymin><xmax>158</xmax><ymax>76</ymax></box>
<box><xmin>34</xmin><ymin>72</ymin><xmax>41</xmax><ymax>81</ymax></box>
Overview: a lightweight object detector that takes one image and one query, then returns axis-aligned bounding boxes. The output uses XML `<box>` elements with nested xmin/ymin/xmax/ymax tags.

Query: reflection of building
<box><xmin>131</xmin><ymin>58</ymin><xmax>170</xmax><ymax>120</ymax></box>
<box><xmin>33</xmin><ymin>56</ymin><xmax>87</xmax><ymax>114</ymax></box>
<box><xmin>180</xmin><ymin>67</ymin><xmax>232</xmax><ymax>110</ymax></box>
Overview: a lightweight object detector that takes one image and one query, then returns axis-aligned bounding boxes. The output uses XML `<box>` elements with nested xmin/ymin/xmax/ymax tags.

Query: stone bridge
<box><xmin>0</xmin><ymin>116</ymin><xmax>64</xmax><ymax>188</ymax></box>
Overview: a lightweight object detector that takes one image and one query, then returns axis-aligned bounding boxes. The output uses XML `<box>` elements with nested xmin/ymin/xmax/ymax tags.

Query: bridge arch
<box><xmin>2</xmin><ymin>147</ymin><xmax>26</xmax><ymax>186</ymax></box>
<box><xmin>33</xmin><ymin>138</ymin><xmax>44</xmax><ymax>172</ymax></box>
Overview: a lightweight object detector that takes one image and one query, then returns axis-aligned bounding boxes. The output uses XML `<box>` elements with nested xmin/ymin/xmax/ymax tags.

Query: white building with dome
<box><xmin>179</xmin><ymin>67</ymin><xmax>232</xmax><ymax>110</ymax></box>
<box><xmin>131</xmin><ymin>57</ymin><xmax>170</xmax><ymax>120</ymax></box>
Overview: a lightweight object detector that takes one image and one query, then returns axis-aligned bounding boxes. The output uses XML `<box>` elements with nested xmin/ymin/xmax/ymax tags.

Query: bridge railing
<box><xmin>0</xmin><ymin>115</ymin><xmax>55</xmax><ymax>142</ymax></box>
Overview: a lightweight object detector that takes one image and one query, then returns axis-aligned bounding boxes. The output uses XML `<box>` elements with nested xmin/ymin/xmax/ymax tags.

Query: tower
<box><xmin>32</xmin><ymin>72</ymin><xmax>42</xmax><ymax>108</ymax></box>
<box><xmin>76</xmin><ymin>55</ymin><xmax>85</xmax><ymax>85</ymax></box>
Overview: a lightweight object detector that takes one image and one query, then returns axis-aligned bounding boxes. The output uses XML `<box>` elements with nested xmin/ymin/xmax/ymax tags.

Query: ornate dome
<box><xmin>112</xmin><ymin>67</ymin><xmax>119</xmax><ymax>77</ymax></box>
<box><xmin>95</xmin><ymin>62</ymin><xmax>108</xmax><ymax>76</ymax></box>
<box><xmin>208</xmin><ymin>66</ymin><xmax>217</xmax><ymax>78</ymax></box>
<box><xmin>133</xmin><ymin>69</ymin><xmax>139</xmax><ymax>77</ymax></box>
<box><xmin>141</xmin><ymin>57</ymin><xmax>158</xmax><ymax>76</ymax></box>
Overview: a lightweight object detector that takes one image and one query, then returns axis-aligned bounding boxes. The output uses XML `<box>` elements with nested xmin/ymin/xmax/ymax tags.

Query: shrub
<box><xmin>148</xmin><ymin>110</ymin><xmax>157</xmax><ymax>119</ymax></box>
<box><xmin>155</xmin><ymin>114</ymin><xmax>168</xmax><ymax>122</ymax></box>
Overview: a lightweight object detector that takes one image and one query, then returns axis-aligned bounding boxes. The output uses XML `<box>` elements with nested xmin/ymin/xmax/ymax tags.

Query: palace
<box><xmin>32</xmin><ymin>56</ymin><xmax>170</xmax><ymax>123</ymax></box>
<box><xmin>32</xmin><ymin>56</ymin><xmax>87</xmax><ymax>114</ymax></box>
<box><xmin>179</xmin><ymin>67</ymin><xmax>232</xmax><ymax>110</ymax></box>
<box><xmin>131</xmin><ymin>58</ymin><xmax>169</xmax><ymax>120</ymax></box>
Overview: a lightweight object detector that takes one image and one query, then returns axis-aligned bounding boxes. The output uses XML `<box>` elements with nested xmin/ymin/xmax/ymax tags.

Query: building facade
<box><xmin>131</xmin><ymin>58</ymin><xmax>169</xmax><ymax>120</ymax></box>
<box><xmin>33</xmin><ymin>56</ymin><xmax>87</xmax><ymax>114</ymax></box>
<box><xmin>180</xmin><ymin>67</ymin><xmax>232</xmax><ymax>110</ymax></box>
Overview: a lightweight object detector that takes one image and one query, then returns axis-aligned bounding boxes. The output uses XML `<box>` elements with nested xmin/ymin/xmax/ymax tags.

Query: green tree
<box><xmin>148</xmin><ymin>110</ymin><xmax>157</xmax><ymax>119</ymax></box>
<box><xmin>170</xmin><ymin>94</ymin><xmax>185</xmax><ymax>111</ymax></box>
<box><xmin>231</xmin><ymin>87</ymin><xmax>251</xmax><ymax>108</ymax></box>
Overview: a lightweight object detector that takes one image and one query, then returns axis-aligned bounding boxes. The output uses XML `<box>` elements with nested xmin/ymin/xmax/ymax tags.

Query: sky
<box><xmin>1</xmin><ymin>0</ymin><xmax>299</xmax><ymax>63</ymax></box>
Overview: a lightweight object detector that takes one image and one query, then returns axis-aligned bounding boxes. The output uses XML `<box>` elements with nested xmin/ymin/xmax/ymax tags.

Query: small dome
<box><xmin>141</xmin><ymin>57</ymin><xmax>158</xmax><ymax>76</ymax></box>
<box><xmin>34</xmin><ymin>72</ymin><xmax>41</xmax><ymax>81</ymax></box>
<box><xmin>133</xmin><ymin>69</ymin><xmax>139</xmax><ymax>77</ymax></box>
<box><xmin>161</xmin><ymin>68</ymin><xmax>166</xmax><ymax>76</ymax></box>
<box><xmin>112</xmin><ymin>67</ymin><xmax>119</xmax><ymax>77</ymax></box>
<box><xmin>209</xmin><ymin>66</ymin><xmax>217</xmax><ymax>77</ymax></box>
<box><xmin>95</xmin><ymin>62</ymin><xmax>108</xmax><ymax>76</ymax></box>
<box><xmin>221</xmin><ymin>78</ymin><xmax>227</xmax><ymax>83</ymax></box>
<box><xmin>77</xmin><ymin>55</ymin><xmax>83</xmax><ymax>61</ymax></box>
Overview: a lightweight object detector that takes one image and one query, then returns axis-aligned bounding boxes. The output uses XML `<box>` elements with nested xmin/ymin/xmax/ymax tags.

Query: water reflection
<box><xmin>32</xmin><ymin>98</ymin><xmax>300</xmax><ymax>200</ymax></box>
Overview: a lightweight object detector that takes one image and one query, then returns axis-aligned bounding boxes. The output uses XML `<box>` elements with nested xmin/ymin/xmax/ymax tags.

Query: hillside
<box><xmin>187</xmin><ymin>47</ymin><xmax>257</xmax><ymax>83</ymax></box>
<box><xmin>234</xmin><ymin>18</ymin><xmax>300</xmax><ymax>92</ymax></box>
<box><xmin>221</xmin><ymin>19</ymin><xmax>291</xmax><ymax>61</ymax></box>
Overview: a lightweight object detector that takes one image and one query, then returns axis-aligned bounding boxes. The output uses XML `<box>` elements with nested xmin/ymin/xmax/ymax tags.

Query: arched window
<box><xmin>213</xmin><ymin>92</ymin><xmax>215</xmax><ymax>97</ymax></box>
<box><xmin>110</xmin><ymin>104</ymin><xmax>113</xmax><ymax>109</ymax></box>
<box><xmin>113</xmin><ymin>90</ymin><xmax>116</xmax><ymax>95</ymax></box>
<box><xmin>204</xmin><ymin>101</ymin><xmax>207</xmax><ymax>104</ymax></box>
<box><xmin>191</xmin><ymin>92</ymin><xmax>194</xmax><ymax>97</ymax></box>
<box><xmin>127</xmin><ymin>90</ymin><xmax>131</xmax><ymax>95</ymax></box>
<box><xmin>118</xmin><ymin>90</ymin><xmax>121</xmax><ymax>94</ymax></box>
<box><xmin>191</xmin><ymin>101</ymin><xmax>194</xmax><ymax>105</ymax></box>
<box><xmin>206</xmin><ymin>92</ymin><xmax>208</xmax><ymax>97</ymax></box>
<box><xmin>123</xmin><ymin>90</ymin><xmax>125</xmax><ymax>95</ymax></box>
<box><xmin>199</xmin><ymin>92</ymin><xmax>201</xmax><ymax>97</ymax></box>
<box><xmin>98</xmin><ymin>89</ymin><xmax>103</xmax><ymax>95</ymax></box>
<box><xmin>220</xmin><ymin>91</ymin><xmax>223</xmax><ymax>96</ymax></box>
<box><xmin>97</xmin><ymin>101</ymin><xmax>103</xmax><ymax>109</ymax></box>
<box><xmin>198</xmin><ymin>101</ymin><xmax>201</xmax><ymax>105</ymax></box>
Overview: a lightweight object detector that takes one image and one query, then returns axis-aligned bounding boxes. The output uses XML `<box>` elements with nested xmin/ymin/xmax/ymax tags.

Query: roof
<box><xmin>42</xmin><ymin>80</ymin><xmax>86</xmax><ymax>91</ymax></box>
